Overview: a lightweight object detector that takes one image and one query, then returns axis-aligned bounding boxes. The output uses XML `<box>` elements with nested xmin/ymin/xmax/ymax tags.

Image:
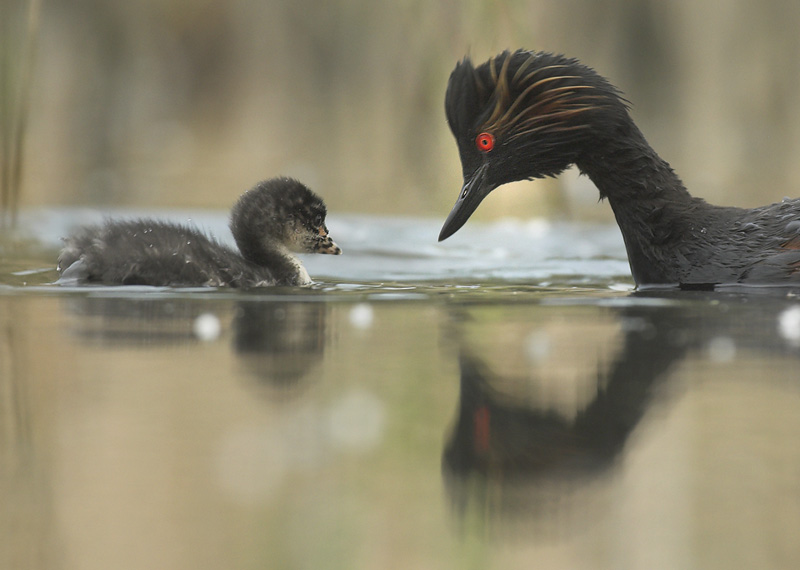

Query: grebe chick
<box><xmin>440</xmin><ymin>50</ymin><xmax>800</xmax><ymax>288</ymax></box>
<box><xmin>57</xmin><ymin>177</ymin><xmax>341</xmax><ymax>287</ymax></box>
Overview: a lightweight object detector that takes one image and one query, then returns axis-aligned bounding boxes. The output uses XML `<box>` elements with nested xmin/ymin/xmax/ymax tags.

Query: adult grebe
<box><xmin>439</xmin><ymin>50</ymin><xmax>800</xmax><ymax>288</ymax></box>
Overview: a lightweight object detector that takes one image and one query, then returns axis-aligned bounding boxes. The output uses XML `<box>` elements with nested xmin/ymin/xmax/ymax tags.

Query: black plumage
<box><xmin>58</xmin><ymin>177</ymin><xmax>341</xmax><ymax>287</ymax></box>
<box><xmin>440</xmin><ymin>50</ymin><xmax>800</xmax><ymax>287</ymax></box>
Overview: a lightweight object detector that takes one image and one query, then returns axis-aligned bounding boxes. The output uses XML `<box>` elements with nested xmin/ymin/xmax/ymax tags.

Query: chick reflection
<box><xmin>443</xmin><ymin>303</ymin><xmax>690</xmax><ymax>526</ymax></box>
<box><xmin>233</xmin><ymin>301</ymin><xmax>326</xmax><ymax>389</ymax></box>
<box><xmin>60</xmin><ymin>296</ymin><xmax>328</xmax><ymax>389</ymax></box>
<box><xmin>61</xmin><ymin>297</ymin><xmax>228</xmax><ymax>346</ymax></box>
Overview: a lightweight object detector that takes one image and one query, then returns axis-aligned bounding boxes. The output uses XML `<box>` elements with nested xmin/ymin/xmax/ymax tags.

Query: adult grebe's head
<box><xmin>230</xmin><ymin>177</ymin><xmax>341</xmax><ymax>264</ymax></box>
<box><xmin>440</xmin><ymin>50</ymin><xmax>630</xmax><ymax>241</ymax></box>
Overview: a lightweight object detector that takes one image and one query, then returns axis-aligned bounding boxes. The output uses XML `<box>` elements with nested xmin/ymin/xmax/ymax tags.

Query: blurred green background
<box><xmin>5</xmin><ymin>0</ymin><xmax>800</xmax><ymax>222</ymax></box>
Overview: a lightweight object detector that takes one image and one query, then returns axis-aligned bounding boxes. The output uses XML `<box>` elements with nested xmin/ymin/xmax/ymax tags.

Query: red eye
<box><xmin>476</xmin><ymin>132</ymin><xmax>495</xmax><ymax>152</ymax></box>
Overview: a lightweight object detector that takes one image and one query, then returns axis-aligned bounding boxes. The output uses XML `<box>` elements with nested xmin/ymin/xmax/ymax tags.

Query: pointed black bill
<box><xmin>438</xmin><ymin>163</ymin><xmax>495</xmax><ymax>241</ymax></box>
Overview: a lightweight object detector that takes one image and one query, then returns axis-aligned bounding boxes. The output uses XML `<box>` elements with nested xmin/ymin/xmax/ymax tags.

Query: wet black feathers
<box><xmin>58</xmin><ymin>220</ymin><xmax>253</xmax><ymax>286</ymax></box>
<box><xmin>58</xmin><ymin>177</ymin><xmax>338</xmax><ymax>288</ymax></box>
<box><xmin>443</xmin><ymin>50</ymin><xmax>800</xmax><ymax>287</ymax></box>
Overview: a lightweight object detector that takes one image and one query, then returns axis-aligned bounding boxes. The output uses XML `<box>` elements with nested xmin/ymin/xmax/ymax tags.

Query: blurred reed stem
<box><xmin>1</xmin><ymin>0</ymin><xmax>40</xmax><ymax>229</ymax></box>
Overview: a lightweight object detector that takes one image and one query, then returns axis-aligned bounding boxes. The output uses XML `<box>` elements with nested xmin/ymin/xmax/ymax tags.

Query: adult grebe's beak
<box><xmin>438</xmin><ymin>162</ymin><xmax>496</xmax><ymax>241</ymax></box>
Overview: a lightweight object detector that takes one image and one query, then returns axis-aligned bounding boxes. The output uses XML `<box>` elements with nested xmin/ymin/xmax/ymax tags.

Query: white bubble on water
<box><xmin>193</xmin><ymin>312</ymin><xmax>221</xmax><ymax>342</ymax></box>
<box><xmin>525</xmin><ymin>329</ymin><xmax>551</xmax><ymax>362</ymax></box>
<box><xmin>349</xmin><ymin>303</ymin><xmax>374</xmax><ymax>330</ymax></box>
<box><xmin>706</xmin><ymin>336</ymin><xmax>736</xmax><ymax>363</ymax></box>
<box><xmin>778</xmin><ymin>306</ymin><xmax>800</xmax><ymax>346</ymax></box>
<box><xmin>326</xmin><ymin>390</ymin><xmax>386</xmax><ymax>452</ymax></box>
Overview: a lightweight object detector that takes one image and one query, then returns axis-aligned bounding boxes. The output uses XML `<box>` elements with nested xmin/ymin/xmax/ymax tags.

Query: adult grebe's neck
<box><xmin>576</xmin><ymin>121</ymin><xmax>712</xmax><ymax>285</ymax></box>
<box><xmin>578</xmin><ymin>121</ymin><xmax>692</xmax><ymax>203</ymax></box>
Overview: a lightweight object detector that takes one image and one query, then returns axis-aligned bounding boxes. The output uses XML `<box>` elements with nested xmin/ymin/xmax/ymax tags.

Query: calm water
<box><xmin>2</xmin><ymin>210</ymin><xmax>800</xmax><ymax>570</ymax></box>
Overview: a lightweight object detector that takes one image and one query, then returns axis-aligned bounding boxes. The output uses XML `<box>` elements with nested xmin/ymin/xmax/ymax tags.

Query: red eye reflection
<box><xmin>476</xmin><ymin>132</ymin><xmax>495</xmax><ymax>152</ymax></box>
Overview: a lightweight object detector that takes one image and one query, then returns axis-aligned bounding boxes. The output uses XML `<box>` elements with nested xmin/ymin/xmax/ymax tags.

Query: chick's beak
<box><xmin>315</xmin><ymin>226</ymin><xmax>342</xmax><ymax>255</ymax></box>
<box><xmin>438</xmin><ymin>163</ymin><xmax>496</xmax><ymax>242</ymax></box>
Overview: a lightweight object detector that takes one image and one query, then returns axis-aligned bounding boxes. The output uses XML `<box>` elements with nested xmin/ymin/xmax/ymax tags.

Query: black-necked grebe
<box><xmin>57</xmin><ymin>177</ymin><xmax>341</xmax><ymax>287</ymax></box>
<box><xmin>439</xmin><ymin>50</ymin><xmax>800</xmax><ymax>288</ymax></box>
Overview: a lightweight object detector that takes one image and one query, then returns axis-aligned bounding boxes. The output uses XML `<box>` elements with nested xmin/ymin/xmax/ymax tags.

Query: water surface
<box><xmin>2</xmin><ymin>210</ymin><xmax>799</xmax><ymax>570</ymax></box>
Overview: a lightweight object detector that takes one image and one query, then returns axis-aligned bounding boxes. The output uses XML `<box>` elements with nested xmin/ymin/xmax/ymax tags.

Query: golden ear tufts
<box><xmin>478</xmin><ymin>52</ymin><xmax>603</xmax><ymax>140</ymax></box>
